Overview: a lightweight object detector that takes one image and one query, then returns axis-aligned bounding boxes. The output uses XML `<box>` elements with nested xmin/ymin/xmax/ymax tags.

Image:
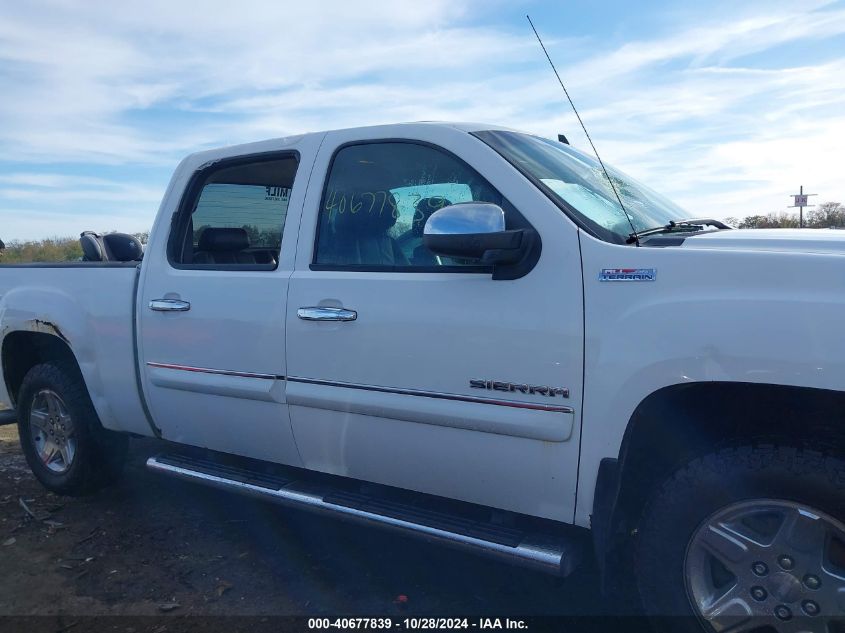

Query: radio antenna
<box><xmin>526</xmin><ymin>15</ymin><xmax>640</xmax><ymax>246</ymax></box>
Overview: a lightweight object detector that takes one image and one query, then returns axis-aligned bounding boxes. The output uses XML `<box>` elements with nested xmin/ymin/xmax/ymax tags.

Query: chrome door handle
<box><xmin>149</xmin><ymin>299</ymin><xmax>191</xmax><ymax>312</ymax></box>
<box><xmin>297</xmin><ymin>307</ymin><xmax>357</xmax><ymax>322</ymax></box>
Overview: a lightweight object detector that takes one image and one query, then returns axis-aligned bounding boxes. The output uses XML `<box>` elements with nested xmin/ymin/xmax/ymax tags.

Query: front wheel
<box><xmin>635</xmin><ymin>446</ymin><xmax>845</xmax><ymax>632</ymax></box>
<box><xmin>17</xmin><ymin>361</ymin><xmax>127</xmax><ymax>495</ymax></box>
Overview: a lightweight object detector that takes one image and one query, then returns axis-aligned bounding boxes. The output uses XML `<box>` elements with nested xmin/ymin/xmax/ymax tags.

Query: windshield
<box><xmin>474</xmin><ymin>130</ymin><xmax>689</xmax><ymax>244</ymax></box>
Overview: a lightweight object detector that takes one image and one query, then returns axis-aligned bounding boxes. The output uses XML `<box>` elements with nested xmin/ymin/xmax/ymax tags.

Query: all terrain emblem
<box><xmin>599</xmin><ymin>268</ymin><xmax>656</xmax><ymax>282</ymax></box>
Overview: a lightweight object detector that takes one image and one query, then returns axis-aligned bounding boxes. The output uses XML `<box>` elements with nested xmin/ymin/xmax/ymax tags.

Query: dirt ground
<box><xmin>0</xmin><ymin>424</ymin><xmax>629</xmax><ymax>631</ymax></box>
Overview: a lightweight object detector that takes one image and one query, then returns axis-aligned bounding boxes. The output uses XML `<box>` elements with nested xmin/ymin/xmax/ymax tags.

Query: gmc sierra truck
<box><xmin>1</xmin><ymin>123</ymin><xmax>843</xmax><ymax>631</ymax></box>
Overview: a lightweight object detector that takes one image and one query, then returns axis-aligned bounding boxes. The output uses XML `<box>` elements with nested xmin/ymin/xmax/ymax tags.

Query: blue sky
<box><xmin>1</xmin><ymin>0</ymin><xmax>844</xmax><ymax>240</ymax></box>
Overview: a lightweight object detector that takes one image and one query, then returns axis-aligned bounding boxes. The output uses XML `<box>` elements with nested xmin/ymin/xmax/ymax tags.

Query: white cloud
<box><xmin>565</xmin><ymin>3</ymin><xmax>845</xmax><ymax>86</ymax></box>
<box><xmin>0</xmin><ymin>0</ymin><xmax>529</xmax><ymax>153</ymax></box>
<box><xmin>1</xmin><ymin>0</ymin><xmax>844</xmax><ymax>240</ymax></box>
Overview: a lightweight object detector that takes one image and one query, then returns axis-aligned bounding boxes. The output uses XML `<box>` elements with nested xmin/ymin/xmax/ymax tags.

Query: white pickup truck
<box><xmin>2</xmin><ymin>122</ymin><xmax>844</xmax><ymax>630</ymax></box>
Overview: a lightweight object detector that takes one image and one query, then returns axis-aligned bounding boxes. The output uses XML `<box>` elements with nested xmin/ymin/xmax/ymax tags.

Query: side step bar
<box><xmin>0</xmin><ymin>410</ymin><xmax>16</xmax><ymax>426</ymax></box>
<box><xmin>147</xmin><ymin>453</ymin><xmax>582</xmax><ymax>576</ymax></box>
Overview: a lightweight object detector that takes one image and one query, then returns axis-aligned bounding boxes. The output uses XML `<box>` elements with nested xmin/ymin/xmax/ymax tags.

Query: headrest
<box><xmin>102</xmin><ymin>232</ymin><xmax>144</xmax><ymax>261</ymax></box>
<box><xmin>81</xmin><ymin>231</ymin><xmax>143</xmax><ymax>262</ymax></box>
<box><xmin>332</xmin><ymin>192</ymin><xmax>399</xmax><ymax>236</ymax></box>
<box><xmin>198</xmin><ymin>227</ymin><xmax>250</xmax><ymax>252</ymax></box>
<box><xmin>80</xmin><ymin>232</ymin><xmax>105</xmax><ymax>262</ymax></box>
<box><xmin>413</xmin><ymin>197</ymin><xmax>452</xmax><ymax>235</ymax></box>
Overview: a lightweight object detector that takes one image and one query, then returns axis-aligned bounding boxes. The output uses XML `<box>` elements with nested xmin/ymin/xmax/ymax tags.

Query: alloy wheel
<box><xmin>685</xmin><ymin>499</ymin><xmax>845</xmax><ymax>632</ymax></box>
<box><xmin>29</xmin><ymin>389</ymin><xmax>77</xmax><ymax>474</ymax></box>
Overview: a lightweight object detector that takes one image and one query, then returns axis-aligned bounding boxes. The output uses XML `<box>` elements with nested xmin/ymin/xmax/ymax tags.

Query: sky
<box><xmin>1</xmin><ymin>0</ymin><xmax>844</xmax><ymax>241</ymax></box>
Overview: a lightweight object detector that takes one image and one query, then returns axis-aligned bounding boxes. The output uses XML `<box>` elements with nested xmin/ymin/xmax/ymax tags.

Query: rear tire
<box><xmin>17</xmin><ymin>361</ymin><xmax>127</xmax><ymax>495</ymax></box>
<box><xmin>634</xmin><ymin>446</ymin><xmax>845</xmax><ymax>632</ymax></box>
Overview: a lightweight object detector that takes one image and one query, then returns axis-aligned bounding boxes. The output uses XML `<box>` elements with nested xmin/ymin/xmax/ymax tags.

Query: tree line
<box><xmin>1</xmin><ymin>204</ymin><xmax>843</xmax><ymax>263</ymax></box>
<box><xmin>725</xmin><ymin>202</ymin><xmax>844</xmax><ymax>229</ymax></box>
<box><xmin>0</xmin><ymin>232</ymin><xmax>149</xmax><ymax>263</ymax></box>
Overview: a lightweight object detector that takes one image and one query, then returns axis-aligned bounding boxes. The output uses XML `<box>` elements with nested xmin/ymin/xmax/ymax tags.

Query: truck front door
<box><xmin>285</xmin><ymin>126</ymin><xmax>585</xmax><ymax>522</ymax></box>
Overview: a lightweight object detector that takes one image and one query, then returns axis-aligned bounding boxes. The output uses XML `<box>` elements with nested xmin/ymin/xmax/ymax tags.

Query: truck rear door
<box><xmin>138</xmin><ymin>137</ymin><xmax>320</xmax><ymax>465</ymax></box>
<box><xmin>285</xmin><ymin>125</ymin><xmax>585</xmax><ymax>522</ymax></box>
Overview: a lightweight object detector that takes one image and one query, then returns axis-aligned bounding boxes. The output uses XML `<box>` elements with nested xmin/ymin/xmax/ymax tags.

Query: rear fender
<box><xmin>0</xmin><ymin>286</ymin><xmax>111</xmax><ymax>426</ymax></box>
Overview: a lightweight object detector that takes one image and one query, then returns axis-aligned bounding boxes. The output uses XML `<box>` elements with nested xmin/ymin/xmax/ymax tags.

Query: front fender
<box><xmin>575</xmin><ymin>232</ymin><xmax>845</xmax><ymax>526</ymax></box>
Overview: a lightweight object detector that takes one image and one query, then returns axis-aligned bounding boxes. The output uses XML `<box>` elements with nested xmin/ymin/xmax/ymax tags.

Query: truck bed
<box><xmin>0</xmin><ymin>263</ymin><xmax>154</xmax><ymax>437</ymax></box>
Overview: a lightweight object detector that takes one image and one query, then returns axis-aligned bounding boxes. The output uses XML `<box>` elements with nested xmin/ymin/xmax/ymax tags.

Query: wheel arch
<box><xmin>591</xmin><ymin>381</ymin><xmax>845</xmax><ymax>581</ymax></box>
<box><xmin>2</xmin><ymin>330</ymin><xmax>83</xmax><ymax>409</ymax></box>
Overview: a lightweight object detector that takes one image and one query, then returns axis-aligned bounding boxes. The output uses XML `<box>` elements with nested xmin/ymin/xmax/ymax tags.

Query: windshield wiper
<box><xmin>626</xmin><ymin>218</ymin><xmax>731</xmax><ymax>244</ymax></box>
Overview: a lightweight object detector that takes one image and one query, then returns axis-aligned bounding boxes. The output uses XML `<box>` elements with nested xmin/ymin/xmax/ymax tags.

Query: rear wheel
<box><xmin>634</xmin><ymin>446</ymin><xmax>845</xmax><ymax>632</ymax></box>
<box><xmin>17</xmin><ymin>362</ymin><xmax>127</xmax><ymax>495</ymax></box>
<box><xmin>28</xmin><ymin>387</ymin><xmax>78</xmax><ymax>474</ymax></box>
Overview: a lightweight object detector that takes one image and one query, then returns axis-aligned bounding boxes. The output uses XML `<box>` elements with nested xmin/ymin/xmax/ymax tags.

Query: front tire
<box><xmin>634</xmin><ymin>446</ymin><xmax>845</xmax><ymax>632</ymax></box>
<box><xmin>17</xmin><ymin>361</ymin><xmax>127</xmax><ymax>495</ymax></box>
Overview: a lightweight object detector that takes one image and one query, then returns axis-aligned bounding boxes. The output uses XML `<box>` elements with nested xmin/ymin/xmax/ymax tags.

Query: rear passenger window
<box><xmin>314</xmin><ymin>142</ymin><xmax>513</xmax><ymax>270</ymax></box>
<box><xmin>170</xmin><ymin>154</ymin><xmax>299</xmax><ymax>269</ymax></box>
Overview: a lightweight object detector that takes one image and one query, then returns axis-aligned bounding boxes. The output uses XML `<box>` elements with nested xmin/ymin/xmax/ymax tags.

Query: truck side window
<box><xmin>313</xmin><ymin>142</ymin><xmax>512</xmax><ymax>270</ymax></box>
<box><xmin>170</xmin><ymin>154</ymin><xmax>299</xmax><ymax>269</ymax></box>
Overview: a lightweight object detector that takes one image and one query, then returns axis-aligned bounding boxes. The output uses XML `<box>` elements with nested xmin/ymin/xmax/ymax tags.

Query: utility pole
<box><xmin>788</xmin><ymin>185</ymin><xmax>817</xmax><ymax>228</ymax></box>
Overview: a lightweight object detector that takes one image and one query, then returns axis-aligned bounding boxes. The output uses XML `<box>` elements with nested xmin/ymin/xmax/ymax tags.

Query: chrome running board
<box><xmin>146</xmin><ymin>453</ymin><xmax>582</xmax><ymax>576</ymax></box>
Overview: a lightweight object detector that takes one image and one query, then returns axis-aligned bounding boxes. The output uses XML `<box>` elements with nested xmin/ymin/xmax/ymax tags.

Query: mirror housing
<box><xmin>423</xmin><ymin>203</ymin><xmax>534</xmax><ymax>268</ymax></box>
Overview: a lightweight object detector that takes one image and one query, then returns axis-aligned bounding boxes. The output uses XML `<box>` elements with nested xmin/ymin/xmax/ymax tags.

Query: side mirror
<box><xmin>423</xmin><ymin>203</ymin><xmax>532</xmax><ymax>266</ymax></box>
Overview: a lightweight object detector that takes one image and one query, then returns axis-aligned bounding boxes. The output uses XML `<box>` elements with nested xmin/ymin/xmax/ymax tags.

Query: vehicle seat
<box><xmin>193</xmin><ymin>228</ymin><xmax>256</xmax><ymax>265</ymax></box>
<box><xmin>411</xmin><ymin>197</ymin><xmax>452</xmax><ymax>265</ymax></box>
<box><xmin>325</xmin><ymin>192</ymin><xmax>408</xmax><ymax>266</ymax></box>
<box><xmin>80</xmin><ymin>231</ymin><xmax>144</xmax><ymax>262</ymax></box>
<box><xmin>251</xmin><ymin>250</ymin><xmax>278</xmax><ymax>266</ymax></box>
